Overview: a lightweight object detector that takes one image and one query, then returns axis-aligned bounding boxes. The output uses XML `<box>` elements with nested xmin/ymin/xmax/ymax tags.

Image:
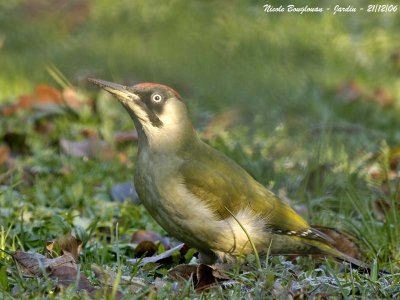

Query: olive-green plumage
<box><xmin>179</xmin><ymin>140</ymin><xmax>309</xmax><ymax>231</ymax></box>
<box><xmin>89</xmin><ymin>78</ymin><xmax>366</xmax><ymax>268</ymax></box>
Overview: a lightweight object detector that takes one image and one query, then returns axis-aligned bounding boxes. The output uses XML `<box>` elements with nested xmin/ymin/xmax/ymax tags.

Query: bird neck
<box><xmin>133</xmin><ymin>114</ymin><xmax>199</xmax><ymax>156</ymax></box>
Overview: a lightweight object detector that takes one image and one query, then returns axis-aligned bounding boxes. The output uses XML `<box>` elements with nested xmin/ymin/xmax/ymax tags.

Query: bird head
<box><xmin>88</xmin><ymin>78</ymin><xmax>196</xmax><ymax>152</ymax></box>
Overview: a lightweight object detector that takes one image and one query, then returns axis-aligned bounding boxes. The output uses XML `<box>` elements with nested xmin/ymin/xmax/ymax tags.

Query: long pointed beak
<box><xmin>88</xmin><ymin>78</ymin><xmax>139</xmax><ymax>102</ymax></box>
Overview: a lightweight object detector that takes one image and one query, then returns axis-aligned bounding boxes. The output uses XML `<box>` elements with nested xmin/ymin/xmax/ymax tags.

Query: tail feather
<box><xmin>311</xmin><ymin>226</ymin><xmax>362</xmax><ymax>259</ymax></box>
<box><xmin>315</xmin><ymin>241</ymin><xmax>369</xmax><ymax>270</ymax></box>
<box><xmin>308</xmin><ymin>226</ymin><xmax>371</xmax><ymax>271</ymax></box>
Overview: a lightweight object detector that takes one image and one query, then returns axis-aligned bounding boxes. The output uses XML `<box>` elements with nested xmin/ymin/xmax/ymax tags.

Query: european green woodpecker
<box><xmin>89</xmin><ymin>78</ymin><xmax>365</xmax><ymax>268</ymax></box>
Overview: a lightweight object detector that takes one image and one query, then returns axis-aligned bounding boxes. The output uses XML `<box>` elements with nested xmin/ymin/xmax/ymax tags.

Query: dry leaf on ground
<box><xmin>60</xmin><ymin>138</ymin><xmax>115</xmax><ymax>161</ymax></box>
<box><xmin>10</xmin><ymin>250</ymin><xmax>109</xmax><ymax>296</ymax></box>
<box><xmin>134</xmin><ymin>241</ymin><xmax>158</xmax><ymax>258</ymax></box>
<box><xmin>80</xmin><ymin>128</ymin><xmax>98</xmax><ymax>139</ymax></box>
<box><xmin>336</xmin><ymin>81</ymin><xmax>395</xmax><ymax>108</ymax></box>
<box><xmin>336</xmin><ymin>80</ymin><xmax>363</xmax><ymax>103</ymax></box>
<box><xmin>1</xmin><ymin>84</ymin><xmax>87</xmax><ymax>116</ymax></box>
<box><xmin>46</xmin><ymin>231</ymin><xmax>83</xmax><ymax>261</ymax></box>
<box><xmin>114</xmin><ymin>130</ymin><xmax>138</xmax><ymax>144</ymax></box>
<box><xmin>12</xmin><ymin>251</ymin><xmax>76</xmax><ymax>277</ymax></box>
<box><xmin>0</xmin><ymin>145</ymin><xmax>10</xmax><ymax>166</ymax></box>
<box><xmin>368</xmin><ymin>88</ymin><xmax>395</xmax><ymax>107</ymax></box>
<box><xmin>130</xmin><ymin>229</ymin><xmax>170</xmax><ymax>249</ymax></box>
<box><xmin>169</xmin><ymin>263</ymin><xmax>231</xmax><ymax>292</ymax></box>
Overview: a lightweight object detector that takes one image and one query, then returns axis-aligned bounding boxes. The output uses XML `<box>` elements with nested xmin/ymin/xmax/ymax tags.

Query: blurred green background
<box><xmin>1</xmin><ymin>0</ymin><xmax>399</xmax><ymax>124</ymax></box>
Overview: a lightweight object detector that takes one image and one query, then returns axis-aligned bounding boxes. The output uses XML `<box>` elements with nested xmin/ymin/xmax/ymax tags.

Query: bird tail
<box><xmin>308</xmin><ymin>226</ymin><xmax>370</xmax><ymax>270</ymax></box>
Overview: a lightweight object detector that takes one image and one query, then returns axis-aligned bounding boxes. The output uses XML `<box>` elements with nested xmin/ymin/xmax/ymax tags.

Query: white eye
<box><xmin>151</xmin><ymin>93</ymin><xmax>162</xmax><ymax>102</ymax></box>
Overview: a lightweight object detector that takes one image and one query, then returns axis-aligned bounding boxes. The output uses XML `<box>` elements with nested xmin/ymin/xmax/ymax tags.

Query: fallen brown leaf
<box><xmin>169</xmin><ymin>263</ymin><xmax>231</xmax><ymax>292</ymax></box>
<box><xmin>134</xmin><ymin>241</ymin><xmax>158</xmax><ymax>258</ymax></box>
<box><xmin>35</xmin><ymin>84</ymin><xmax>62</xmax><ymax>104</ymax></box>
<box><xmin>0</xmin><ymin>145</ymin><xmax>10</xmax><ymax>166</ymax></box>
<box><xmin>1</xmin><ymin>85</ymin><xmax>60</xmax><ymax>116</ymax></box>
<box><xmin>80</xmin><ymin>128</ymin><xmax>98</xmax><ymax>139</ymax></box>
<box><xmin>11</xmin><ymin>250</ymin><xmax>102</xmax><ymax>295</ymax></box>
<box><xmin>49</xmin><ymin>266</ymin><xmax>90</xmax><ymax>290</ymax></box>
<box><xmin>46</xmin><ymin>231</ymin><xmax>83</xmax><ymax>261</ymax></box>
<box><xmin>62</xmin><ymin>87</ymin><xmax>85</xmax><ymax>110</ymax></box>
<box><xmin>1</xmin><ymin>84</ymin><xmax>88</xmax><ymax>116</ymax></box>
<box><xmin>117</xmin><ymin>152</ymin><xmax>129</xmax><ymax>164</ymax></box>
<box><xmin>12</xmin><ymin>251</ymin><xmax>76</xmax><ymax>276</ymax></box>
<box><xmin>368</xmin><ymin>87</ymin><xmax>395</xmax><ymax>107</ymax></box>
<box><xmin>195</xmin><ymin>264</ymin><xmax>219</xmax><ymax>291</ymax></box>
<box><xmin>169</xmin><ymin>264</ymin><xmax>197</xmax><ymax>281</ymax></box>
<box><xmin>60</xmin><ymin>138</ymin><xmax>115</xmax><ymax>161</ymax></box>
<box><xmin>114</xmin><ymin>130</ymin><xmax>138</xmax><ymax>144</ymax></box>
<box><xmin>130</xmin><ymin>229</ymin><xmax>170</xmax><ymax>249</ymax></box>
<box><xmin>336</xmin><ymin>81</ymin><xmax>395</xmax><ymax>108</ymax></box>
<box><xmin>130</xmin><ymin>230</ymin><xmax>162</xmax><ymax>244</ymax></box>
<box><xmin>336</xmin><ymin>80</ymin><xmax>363</xmax><ymax>103</ymax></box>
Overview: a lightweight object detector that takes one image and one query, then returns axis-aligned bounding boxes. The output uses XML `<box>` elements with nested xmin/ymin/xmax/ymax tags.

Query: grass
<box><xmin>1</xmin><ymin>0</ymin><xmax>400</xmax><ymax>298</ymax></box>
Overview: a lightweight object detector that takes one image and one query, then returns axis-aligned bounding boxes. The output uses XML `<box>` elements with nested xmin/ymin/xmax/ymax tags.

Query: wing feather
<box><xmin>179</xmin><ymin>142</ymin><xmax>311</xmax><ymax>233</ymax></box>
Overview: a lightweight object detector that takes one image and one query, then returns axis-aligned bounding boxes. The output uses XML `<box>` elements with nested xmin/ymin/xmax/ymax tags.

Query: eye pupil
<box><xmin>152</xmin><ymin>94</ymin><xmax>162</xmax><ymax>102</ymax></box>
